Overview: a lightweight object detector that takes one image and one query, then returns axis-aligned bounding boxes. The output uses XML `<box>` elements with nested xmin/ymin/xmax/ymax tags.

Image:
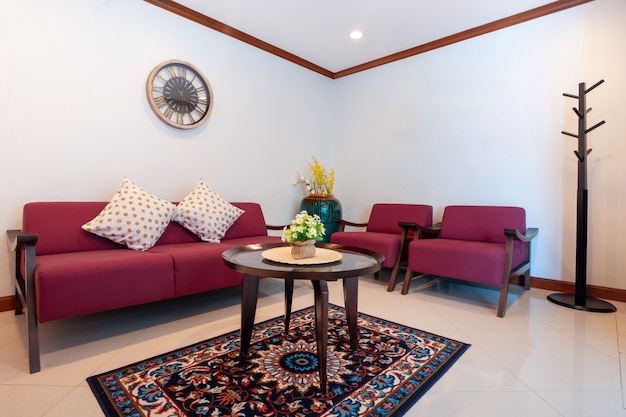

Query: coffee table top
<box><xmin>222</xmin><ymin>242</ymin><xmax>384</xmax><ymax>280</ymax></box>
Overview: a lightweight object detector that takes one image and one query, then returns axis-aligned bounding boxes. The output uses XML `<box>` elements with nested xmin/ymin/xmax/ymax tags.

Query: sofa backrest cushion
<box><xmin>366</xmin><ymin>204</ymin><xmax>433</xmax><ymax>234</ymax></box>
<box><xmin>23</xmin><ymin>202</ymin><xmax>124</xmax><ymax>256</ymax></box>
<box><xmin>440</xmin><ymin>206</ymin><xmax>526</xmax><ymax>244</ymax></box>
<box><xmin>222</xmin><ymin>202</ymin><xmax>269</xmax><ymax>240</ymax></box>
<box><xmin>22</xmin><ymin>201</ymin><xmax>269</xmax><ymax>256</ymax></box>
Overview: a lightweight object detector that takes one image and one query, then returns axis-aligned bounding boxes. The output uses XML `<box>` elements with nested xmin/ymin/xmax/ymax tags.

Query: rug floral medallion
<box><xmin>88</xmin><ymin>304</ymin><xmax>470</xmax><ymax>417</ymax></box>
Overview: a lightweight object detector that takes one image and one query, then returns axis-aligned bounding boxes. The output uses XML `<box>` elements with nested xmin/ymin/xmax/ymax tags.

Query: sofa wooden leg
<box><xmin>27</xmin><ymin>309</ymin><xmax>41</xmax><ymax>373</ymax></box>
<box><xmin>15</xmin><ymin>288</ymin><xmax>23</xmax><ymax>315</ymax></box>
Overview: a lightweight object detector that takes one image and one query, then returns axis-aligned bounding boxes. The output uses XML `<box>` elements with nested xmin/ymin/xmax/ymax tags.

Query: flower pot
<box><xmin>299</xmin><ymin>194</ymin><xmax>342</xmax><ymax>243</ymax></box>
<box><xmin>290</xmin><ymin>240</ymin><xmax>316</xmax><ymax>259</ymax></box>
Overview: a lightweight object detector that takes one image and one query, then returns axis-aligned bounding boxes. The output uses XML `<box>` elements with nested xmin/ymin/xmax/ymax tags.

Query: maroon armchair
<box><xmin>330</xmin><ymin>203</ymin><xmax>433</xmax><ymax>291</ymax></box>
<box><xmin>402</xmin><ymin>206</ymin><xmax>538</xmax><ymax>317</ymax></box>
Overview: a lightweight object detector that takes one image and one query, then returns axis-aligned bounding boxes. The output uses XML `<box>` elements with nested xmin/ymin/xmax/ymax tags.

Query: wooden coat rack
<box><xmin>547</xmin><ymin>80</ymin><xmax>616</xmax><ymax>313</ymax></box>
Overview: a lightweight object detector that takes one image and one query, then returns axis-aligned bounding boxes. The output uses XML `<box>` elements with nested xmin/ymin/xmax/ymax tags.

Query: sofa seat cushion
<box><xmin>331</xmin><ymin>232</ymin><xmax>395</xmax><ymax>268</ymax></box>
<box><xmin>149</xmin><ymin>243</ymin><xmax>247</xmax><ymax>297</ymax></box>
<box><xmin>407</xmin><ymin>239</ymin><xmax>525</xmax><ymax>286</ymax></box>
<box><xmin>34</xmin><ymin>250</ymin><xmax>175</xmax><ymax>323</ymax></box>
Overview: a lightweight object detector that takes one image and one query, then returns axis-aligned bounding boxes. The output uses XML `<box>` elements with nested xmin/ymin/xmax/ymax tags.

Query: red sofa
<box><xmin>8</xmin><ymin>201</ymin><xmax>282</xmax><ymax>373</ymax></box>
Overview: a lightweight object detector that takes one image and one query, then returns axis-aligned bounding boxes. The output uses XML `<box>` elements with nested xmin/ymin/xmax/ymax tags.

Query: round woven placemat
<box><xmin>262</xmin><ymin>246</ymin><xmax>343</xmax><ymax>265</ymax></box>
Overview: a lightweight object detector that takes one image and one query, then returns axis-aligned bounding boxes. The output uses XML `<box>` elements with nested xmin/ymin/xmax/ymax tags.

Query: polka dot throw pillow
<box><xmin>82</xmin><ymin>178</ymin><xmax>176</xmax><ymax>250</ymax></box>
<box><xmin>172</xmin><ymin>179</ymin><xmax>244</xmax><ymax>243</ymax></box>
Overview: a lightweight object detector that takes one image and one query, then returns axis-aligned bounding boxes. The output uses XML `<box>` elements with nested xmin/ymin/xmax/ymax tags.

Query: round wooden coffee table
<box><xmin>222</xmin><ymin>242</ymin><xmax>384</xmax><ymax>393</ymax></box>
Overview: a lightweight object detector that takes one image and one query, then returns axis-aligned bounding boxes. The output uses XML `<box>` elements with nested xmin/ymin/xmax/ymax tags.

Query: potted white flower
<box><xmin>282</xmin><ymin>210</ymin><xmax>325</xmax><ymax>259</ymax></box>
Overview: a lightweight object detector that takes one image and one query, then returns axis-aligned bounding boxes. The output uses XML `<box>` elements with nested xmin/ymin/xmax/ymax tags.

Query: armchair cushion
<box><xmin>330</xmin><ymin>232</ymin><xmax>400</xmax><ymax>268</ymax></box>
<box><xmin>408</xmin><ymin>239</ymin><xmax>508</xmax><ymax>286</ymax></box>
<box><xmin>331</xmin><ymin>203</ymin><xmax>433</xmax><ymax>269</ymax></box>
<box><xmin>366</xmin><ymin>203</ymin><xmax>432</xmax><ymax>235</ymax></box>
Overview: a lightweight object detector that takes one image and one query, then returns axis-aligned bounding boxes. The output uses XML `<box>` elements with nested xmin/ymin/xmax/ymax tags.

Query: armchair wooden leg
<box><xmin>497</xmin><ymin>281</ymin><xmax>510</xmax><ymax>318</ymax></box>
<box><xmin>386</xmin><ymin>252</ymin><xmax>404</xmax><ymax>292</ymax></box>
<box><xmin>386</xmin><ymin>266</ymin><xmax>399</xmax><ymax>292</ymax></box>
<box><xmin>401</xmin><ymin>268</ymin><xmax>413</xmax><ymax>295</ymax></box>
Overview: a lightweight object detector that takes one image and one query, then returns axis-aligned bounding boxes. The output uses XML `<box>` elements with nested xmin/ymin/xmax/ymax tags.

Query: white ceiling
<box><xmin>176</xmin><ymin>0</ymin><xmax>558</xmax><ymax>73</ymax></box>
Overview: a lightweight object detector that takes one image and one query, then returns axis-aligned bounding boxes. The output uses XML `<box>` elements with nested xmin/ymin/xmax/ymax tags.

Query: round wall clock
<box><xmin>146</xmin><ymin>60</ymin><xmax>214</xmax><ymax>129</ymax></box>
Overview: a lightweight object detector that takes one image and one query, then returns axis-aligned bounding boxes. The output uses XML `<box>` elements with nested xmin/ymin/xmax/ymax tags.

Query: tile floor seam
<box><xmin>617</xmin><ymin>314</ymin><xmax>626</xmax><ymax>409</ymax></box>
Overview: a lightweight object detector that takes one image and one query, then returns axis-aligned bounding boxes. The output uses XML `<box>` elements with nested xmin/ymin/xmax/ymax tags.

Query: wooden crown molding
<box><xmin>144</xmin><ymin>0</ymin><xmax>592</xmax><ymax>79</ymax></box>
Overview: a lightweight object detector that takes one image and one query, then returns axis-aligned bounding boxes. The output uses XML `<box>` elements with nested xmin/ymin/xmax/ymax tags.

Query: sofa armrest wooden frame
<box><xmin>7</xmin><ymin>229</ymin><xmax>40</xmax><ymax>373</ymax></box>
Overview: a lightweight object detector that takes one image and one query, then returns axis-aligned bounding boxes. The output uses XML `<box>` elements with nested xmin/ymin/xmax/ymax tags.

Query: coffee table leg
<box><xmin>240</xmin><ymin>274</ymin><xmax>259</xmax><ymax>366</ymax></box>
<box><xmin>312</xmin><ymin>279</ymin><xmax>329</xmax><ymax>393</ymax></box>
<box><xmin>284</xmin><ymin>278</ymin><xmax>294</xmax><ymax>335</ymax></box>
<box><xmin>342</xmin><ymin>277</ymin><xmax>359</xmax><ymax>350</ymax></box>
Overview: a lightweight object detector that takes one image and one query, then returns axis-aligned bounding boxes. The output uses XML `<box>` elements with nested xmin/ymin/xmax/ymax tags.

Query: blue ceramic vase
<box><xmin>299</xmin><ymin>194</ymin><xmax>342</xmax><ymax>243</ymax></box>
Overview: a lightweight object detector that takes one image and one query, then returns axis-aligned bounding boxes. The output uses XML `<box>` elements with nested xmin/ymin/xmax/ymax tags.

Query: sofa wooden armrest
<box><xmin>266</xmin><ymin>224</ymin><xmax>288</xmax><ymax>231</ymax></box>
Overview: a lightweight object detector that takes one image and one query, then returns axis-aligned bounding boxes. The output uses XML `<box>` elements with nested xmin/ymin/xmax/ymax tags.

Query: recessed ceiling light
<box><xmin>349</xmin><ymin>31</ymin><xmax>364</xmax><ymax>40</ymax></box>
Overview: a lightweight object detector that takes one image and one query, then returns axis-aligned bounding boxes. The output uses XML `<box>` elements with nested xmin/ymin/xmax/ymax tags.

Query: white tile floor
<box><xmin>1</xmin><ymin>273</ymin><xmax>625</xmax><ymax>417</ymax></box>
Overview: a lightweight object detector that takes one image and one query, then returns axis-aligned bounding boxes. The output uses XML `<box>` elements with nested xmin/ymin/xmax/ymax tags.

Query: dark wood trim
<box><xmin>143</xmin><ymin>0</ymin><xmax>334</xmax><ymax>78</ymax></box>
<box><xmin>335</xmin><ymin>0</ymin><xmax>594</xmax><ymax>78</ymax></box>
<box><xmin>512</xmin><ymin>276</ymin><xmax>626</xmax><ymax>303</ymax></box>
<box><xmin>0</xmin><ymin>295</ymin><xmax>15</xmax><ymax>312</ymax></box>
<box><xmin>1</xmin><ymin>274</ymin><xmax>623</xmax><ymax>314</ymax></box>
<box><xmin>144</xmin><ymin>0</ymin><xmax>593</xmax><ymax>79</ymax></box>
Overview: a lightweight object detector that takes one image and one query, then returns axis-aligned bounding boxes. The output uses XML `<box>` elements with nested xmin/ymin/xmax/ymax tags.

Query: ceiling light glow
<box><xmin>349</xmin><ymin>31</ymin><xmax>364</xmax><ymax>40</ymax></box>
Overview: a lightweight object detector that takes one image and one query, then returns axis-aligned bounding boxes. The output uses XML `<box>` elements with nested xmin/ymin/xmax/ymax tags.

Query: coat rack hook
<box><xmin>574</xmin><ymin>150</ymin><xmax>584</xmax><ymax>162</ymax></box>
<box><xmin>586</xmin><ymin>120</ymin><xmax>606</xmax><ymax>134</ymax></box>
<box><xmin>562</xmin><ymin>131</ymin><xmax>578</xmax><ymax>138</ymax></box>
<box><xmin>573</xmin><ymin>108</ymin><xmax>583</xmax><ymax>119</ymax></box>
<box><xmin>563</xmin><ymin>93</ymin><xmax>579</xmax><ymax>99</ymax></box>
<box><xmin>585</xmin><ymin>79</ymin><xmax>604</xmax><ymax>94</ymax></box>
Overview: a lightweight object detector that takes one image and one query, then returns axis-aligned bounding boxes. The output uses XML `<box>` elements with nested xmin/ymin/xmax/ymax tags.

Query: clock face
<box><xmin>146</xmin><ymin>60</ymin><xmax>214</xmax><ymax>129</ymax></box>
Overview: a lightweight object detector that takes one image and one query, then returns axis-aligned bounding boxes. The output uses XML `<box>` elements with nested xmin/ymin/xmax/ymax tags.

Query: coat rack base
<box><xmin>547</xmin><ymin>293</ymin><xmax>616</xmax><ymax>313</ymax></box>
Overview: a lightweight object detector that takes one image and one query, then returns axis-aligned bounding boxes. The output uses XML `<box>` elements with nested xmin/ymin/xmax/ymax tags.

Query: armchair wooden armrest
<box><xmin>398</xmin><ymin>221</ymin><xmax>442</xmax><ymax>240</ymax></box>
<box><xmin>504</xmin><ymin>227</ymin><xmax>538</xmax><ymax>243</ymax></box>
<box><xmin>332</xmin><ymin>217</ymin><xmax>368</xmax><ymax>233</ymax></box>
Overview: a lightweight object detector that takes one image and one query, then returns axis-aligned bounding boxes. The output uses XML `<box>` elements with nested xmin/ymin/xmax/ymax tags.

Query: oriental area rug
<box><xmin>87</xmin><ymin>304</ymin><xmax>469</xmax><ymax>417</ymax></box>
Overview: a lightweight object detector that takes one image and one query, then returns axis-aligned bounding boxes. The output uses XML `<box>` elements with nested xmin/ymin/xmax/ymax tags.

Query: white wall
<box><xmin>333</xmin><ymin>0</ymin><xmax>626</xmax><ymax>289</ymax></box>
<box><xmin>0</xmin><ymin>0</ymin><xmax>334</xmax><ymax>297</ymax></box>
<box><xmin>1</xmin><ymin>0</ymin><xmax>625</xmax><ymax>298</ymax></box>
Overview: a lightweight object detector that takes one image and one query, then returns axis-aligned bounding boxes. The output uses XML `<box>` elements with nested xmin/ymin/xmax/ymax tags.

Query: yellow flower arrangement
<box><xmin>293</xmin><ymin>156</ymin><xmax>335</xmax><ymax>195</ymax></box>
